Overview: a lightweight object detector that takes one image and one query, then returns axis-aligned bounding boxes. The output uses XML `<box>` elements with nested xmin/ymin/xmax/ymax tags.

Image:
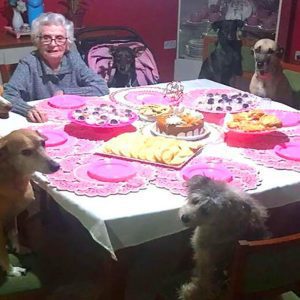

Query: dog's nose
<box><xmin>49</xmin><ymin>160</ymin><xmax>60</xmax><ymax>173</ymax></box>
<box><xmin>181</xmin><ymin>214</ymin><xmax>190</xmax><ymax>224</ymax></box>
<box><xmin>257</xmin><ymin>61</ymin><xmax>264</xmax><ymax>68</ymax></box>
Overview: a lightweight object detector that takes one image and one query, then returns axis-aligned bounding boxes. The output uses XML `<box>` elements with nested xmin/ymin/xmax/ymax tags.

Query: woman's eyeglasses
<box><xmin>39</xmin><ymin>35</ymin><xmax>67</xmax><ymax>45</ymax></box>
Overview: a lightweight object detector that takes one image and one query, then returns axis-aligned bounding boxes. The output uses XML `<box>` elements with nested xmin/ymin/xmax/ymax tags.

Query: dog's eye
<box><xmin>191</xmin><ymin>198</ymin><xmax>199</xmax><ymax>205</ymax></box>
<box><xmin>200</xmin><ymin>206</ymin><xmax>209</xmax><ymax>216</ymax></box>
<box><xmin>22</xmin><ymin>149</ymin><xmax>32</xmax><ymax>156</ymax></box>
<box><xmin>41</xmin><ymin>140</ymin><xmax>46</xmax><ymax>148</ymax></box>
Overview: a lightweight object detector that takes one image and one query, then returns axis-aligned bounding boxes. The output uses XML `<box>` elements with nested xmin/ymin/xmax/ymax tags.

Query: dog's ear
<box><xmin>211</xmin><ymin>21</ymin><xmax>222</xmax><ymax>31</ymax></box>
<box><xmin>133</xmin><ymin>46</ymin><xmax>146</xmax><ymax>57</ymax></box>
<box><xmin>188</xmin><ymin>175</ymin><xmax>211</xmax><ymax>191</ymax></box>
<box><xmin>109</xmin><ymin>46</ymin><xmax>118</xmax><ymax>56</ymax></box>
<box><xmin>252</xmin><ymin>45</ymin><xmax>261</xmax><ymax>55</ymax></box>
<box><xmin>0</xmin><ymin>139</ymin><xmax>8</xmax><ymax>161</ymax></box>
<box><xmin>276</xmin><ymin>47</ymin><xmax>284</xmax><ymax>58</ymax></box>
<box><xmin>235</xmin><ymin>19</ymin><xmax>244</xmax><ymax>29</ymax></box>
<box><xmin>36</xmin><ymin>130</ymin><xmax>48</xmax><ymax>141</ymax></box>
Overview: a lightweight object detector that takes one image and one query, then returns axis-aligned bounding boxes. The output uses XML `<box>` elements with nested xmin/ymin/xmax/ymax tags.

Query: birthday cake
<box><xmin>156</xmin><ymin>107</ymin><xmax>204</xmax><ymax>137</ymax></box>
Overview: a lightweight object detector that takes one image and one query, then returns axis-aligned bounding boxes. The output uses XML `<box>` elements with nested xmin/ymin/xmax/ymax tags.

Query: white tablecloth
<box><xmin>1</xmin><ymin>79</ymin><xmax>299</xmax><ymax>259</ymax></box>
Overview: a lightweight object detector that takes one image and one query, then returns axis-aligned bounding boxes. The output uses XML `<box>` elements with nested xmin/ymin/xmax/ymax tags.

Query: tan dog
<box><xmin>0</xmin><ymin>129</ymin><xmax>60</xmax><ymax>276</ymax></box>
<box><xmin>249</xmin><ymin>38</ymin><xmax>294</xmax><ymax>107</ymax></box>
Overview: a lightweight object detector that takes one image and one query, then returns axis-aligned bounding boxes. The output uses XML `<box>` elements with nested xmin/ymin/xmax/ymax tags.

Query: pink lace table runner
<box><xmin>242</xmin><ymin>136</ymin><xmax>300</xmax><ymax>171</ymax></box>
<box><xmin>152</xmin><ymin>156</ymin><xmax>262</xmax><ymax>197</ymax></box>
<box><xmin>44</xmin><ymin>153</ymin><xmax>261</xmax><ymax>197</ymax></box>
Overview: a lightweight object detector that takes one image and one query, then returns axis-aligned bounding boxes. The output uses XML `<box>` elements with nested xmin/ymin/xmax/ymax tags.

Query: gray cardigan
<box><xmin>3</xmin><ymin>49</ymin><xmax>109</xmax><ymax>116</ymax></box>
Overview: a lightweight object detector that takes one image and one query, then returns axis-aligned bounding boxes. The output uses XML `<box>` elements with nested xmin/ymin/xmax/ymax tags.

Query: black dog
<box><xmin>108</xmin><ymin>45</ymin><xmax>145</xmax><ymax>88</ymax></box>
<box><xmin>199</xmin><ymin>20</ymin><xmax>244</xmax><ymax>86</ymax></box>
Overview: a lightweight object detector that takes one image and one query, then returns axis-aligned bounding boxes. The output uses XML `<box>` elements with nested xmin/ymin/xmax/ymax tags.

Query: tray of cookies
<box><xmin>94</xmin><ymin>132</ymin><xmax>204</xmax><ymax>169</ymax></box>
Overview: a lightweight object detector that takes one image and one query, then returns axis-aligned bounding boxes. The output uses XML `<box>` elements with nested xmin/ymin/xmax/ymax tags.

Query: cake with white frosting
<box><xmin>156</xmin><ymin>107</ymin><xmax>204</xmax><ymax>137</ymax></box>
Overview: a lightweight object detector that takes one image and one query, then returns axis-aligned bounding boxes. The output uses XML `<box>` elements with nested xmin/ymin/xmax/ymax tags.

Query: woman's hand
<box><xmin>27</xmin><ymin>107</ymin><xmax>48</xmax><ymax>123</ymax></box>
<box><xmin>54</xmin><ymin>90</ymin><xmax>64</xmax><ymax>96</ymax></box>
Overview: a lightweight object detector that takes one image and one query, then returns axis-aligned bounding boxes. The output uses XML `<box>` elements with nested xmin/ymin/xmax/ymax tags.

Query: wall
<box><xmin>288</xmin><ymin>0</ymin><xmax>300</xmax><ymax>64</ymax></box>
<box><xmin>277</xmin><ymin>0</ymin><xmax>300</xmax><ymax>64</ymax></box>
<box><xmin>0</xmin><ymin>0</ymin><xmax>178</xmax><ymax>82</ymax></box>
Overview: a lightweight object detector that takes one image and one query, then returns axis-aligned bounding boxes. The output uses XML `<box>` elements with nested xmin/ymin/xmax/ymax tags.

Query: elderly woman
<box><xmin>3</xmin><ymin>12</ymin><xmax>109</xmax><ymax>123</ymax></box>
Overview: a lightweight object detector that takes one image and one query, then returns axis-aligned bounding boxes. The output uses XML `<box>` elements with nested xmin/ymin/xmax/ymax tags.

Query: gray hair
<box><xmin>31</xmin><ymin>12</ymin><xmax>74</xmax><ymax>47</ymax></box>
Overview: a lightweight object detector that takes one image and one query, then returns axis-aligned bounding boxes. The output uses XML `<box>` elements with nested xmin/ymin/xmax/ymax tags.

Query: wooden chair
<box><xmin>228</xmin><ymin>232</ymin><xmax>300</xmax><ymax>300</ymax></box>
<box><xmin>155</xmin><ymin>233</ymin><xmax>300</xmax><ymax>300</ymax></box>
<box><xmin>281</xmin><ymin>62</ymin><xmax>300</xmax><ymax>109</ymax></box>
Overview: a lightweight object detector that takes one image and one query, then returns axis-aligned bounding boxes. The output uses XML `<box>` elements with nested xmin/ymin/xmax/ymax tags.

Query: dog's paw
<box><xmin>7</xmin><ymin>265</ymin><xmax>27</xmax><ymax>277</ymax></box>
<box><xmin>179</xmin><ymin>281</ymin><xmax>199</xmax><ymax>300</ymax></box>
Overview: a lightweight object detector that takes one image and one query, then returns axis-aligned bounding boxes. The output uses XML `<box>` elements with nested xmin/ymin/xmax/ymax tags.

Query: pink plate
<box><xmin>87</xmin><ymin>160</ymin><xmax>137</xmax><ymax>182</ymax></box>
<box><xmin>274</xmin><ymin>142</ymin><xmax>300</xmax><ymax>161</ymax></box>
<box><xmin>39</xmin><ymin>129</ymin><xmax>68</xmax><ymax>147</ymax></box>
<box><xmin>48</xmin><ymin>95</ymin><xmax>86</xmax><ymax>109</ymax></box>
<box><xmin>264</xmin><ymin>110</ymin><xmax>300</xmax><ymax>127</ymax></box>
<box><xmin>124</xmin><ymin>90</ymin><xmax>173</xmax><ymax>105</ymax></box>
<box><xmin>181</xmin><ymin>163</ymin><xmax>233</xmax><ymax>182</ymax></box>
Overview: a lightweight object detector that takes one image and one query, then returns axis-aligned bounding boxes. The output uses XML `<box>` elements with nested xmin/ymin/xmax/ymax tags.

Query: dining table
<box><xmin>1</xmin><ymin>79</ymin><xmax>300</xmax><ymax>298</ymax></box>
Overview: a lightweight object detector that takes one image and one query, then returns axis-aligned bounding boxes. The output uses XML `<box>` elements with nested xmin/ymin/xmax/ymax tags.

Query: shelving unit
<box><xmin>174</xmin><ymin>0</ymin><xmax>281</xmax><ymax>82</ymax></box>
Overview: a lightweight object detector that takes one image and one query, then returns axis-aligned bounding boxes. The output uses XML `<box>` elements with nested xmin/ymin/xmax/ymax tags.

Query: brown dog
<box><xmin>0</xmin><ymin>129</ymin><xmax>60</xmax><ymax>276</ymax></box>
<box><xmin>249</xmin><ymin>39</ymin><xmax>294</xmax><ymax>107</ymax></box>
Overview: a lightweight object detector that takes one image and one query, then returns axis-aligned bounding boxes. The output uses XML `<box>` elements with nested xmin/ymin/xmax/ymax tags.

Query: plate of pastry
<box><xmin>224</xmin><ymin>109</ymin><xmax>283</xmax><ymax>135</ymax></box>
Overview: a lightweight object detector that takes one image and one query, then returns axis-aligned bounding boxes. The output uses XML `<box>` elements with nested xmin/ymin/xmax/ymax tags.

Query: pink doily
<box><xmin>152</xmin><ymin>156</ymin><xmax>262</xmax><ymax>196</ymax></box>
<box><xmin>45</xmin><ymin>154</ymin><xmax>157</xmax><ymax>197</ymax></box>
<box><xmin>28</xmin><ymin>124</ymin><xmax>101</xmax><ymax>159</ymax></box>
<box><xmin>243</xmin><ymin>136</ymin><xmax>300</xmax><ymax>171</ymax></box>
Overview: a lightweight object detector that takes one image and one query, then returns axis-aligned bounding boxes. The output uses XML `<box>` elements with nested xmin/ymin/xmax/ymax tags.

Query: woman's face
<box><xmin>38</xmin><ymin>25</ymin><xmax>68</xmax><ymax>68</ymax></box>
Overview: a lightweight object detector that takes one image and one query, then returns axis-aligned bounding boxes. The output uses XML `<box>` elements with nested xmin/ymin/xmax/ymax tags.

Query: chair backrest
<box><xmin>281</xmin><ymin>62</ymin><xmax>300</xmax><ymax>109</ymax></box>
<box><xmin>75</xmin><ymin>26</ymin><xmax>160</xmax><ymax>86</ymax></box>
<box><xmin>228</xmin><ymin>233</ymin><xmax>300</xmax><ymax>300</ymax></box>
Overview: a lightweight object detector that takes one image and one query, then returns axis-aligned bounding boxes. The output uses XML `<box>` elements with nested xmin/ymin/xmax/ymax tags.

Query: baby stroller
<box><xmin>75</xmin><ymin>26</ymin><xmax>160</xmax><ymax>87</ymax></box>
